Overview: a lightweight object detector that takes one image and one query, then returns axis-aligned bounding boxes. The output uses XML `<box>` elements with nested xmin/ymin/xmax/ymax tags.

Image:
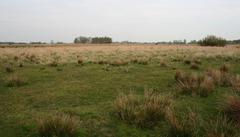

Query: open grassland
<box><xmin>1</xmin><ymin>44</ymin><xmax>240</xmax><ymax>137</ymax></box>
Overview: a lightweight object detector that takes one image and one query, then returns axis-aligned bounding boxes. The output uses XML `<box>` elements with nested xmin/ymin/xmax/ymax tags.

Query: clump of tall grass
<box><xmin>5</xmin><ymin>74</ymin><xmax>27</xmax><ymax>87</ymax></box>
<box><xmin>131</xmin><ymin>58</ymin><xmax>149</xmax><ymax>65</ymax></box>
<box><xmin>37</xmin><ymin>114</ymin><xmax>79</xmax><ymax>137</ymax></box>
<box><xmin>175</xmin><ymin>71</ymin><xmax>215</xmax><ymax>97</ymax></box>
<box><xmin>109</xmin><ymin>60</ymin><xmax>129</xmax><ymax>66</ymax></box>
<box><xmin>184</xmin><ymin>60</ymin><xmax>191</xmax><ymax>65</ymax></box>
<box><xmin>207</xmin><ymin>68</ymin><xmax>232</xmax><ymax>87</ymax></box>
<box><xmin>220</xmin><ymin>64</ymin><xmax>230</xmax><ymax>73</ymax></box>
<box><xmin>113</xmin><ymin>91</ymin><xmax>172</xmax><ymax>128</ymax></box>
<box><xmin>231</xmin><ymin>75</ymin><xmax>240</xmax><ymax>94</ymax></box>
<box><xmin>221</xmin><ymin>95</ymin><xmax>240</xmax><ymax>124</ymax></box>
<box><xmin>206</xmin><ymin>115</ymin><xmax>238</xmax><ymax>137</ymax></box>
<box><xmin>77</xmin><ymin>59</ymin><xmax>84</xmax><ymax>65</ymax></box>
<box><xmin>5</xmin><ymin>64</ymin><xmax>14</xmax><ymax>73</ymax></box>
<box><xmin>165</xmin><ymin>108</ymin><xmax>201</xmax><ymax>137</ymax></box>
<box><xmin>49</xmin><ymin>52</ymin><xmax>61</xmax><ymax>67</ymax></box>
<box><xmin>190</xmin><ymin>63</ymin><xmax>200</xmax><ymax>70</ymax></box>
<box><xmin>160</xmin><ymin>61</ymin><xmax>167</xmax><ymax>67</ymax></box>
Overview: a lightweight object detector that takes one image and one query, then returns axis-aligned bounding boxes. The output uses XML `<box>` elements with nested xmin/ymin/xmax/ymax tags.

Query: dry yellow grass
<box><xmin>0</xmin><ymin>44</ymin><xmax>240</xmax><ymax>64</ymax></box>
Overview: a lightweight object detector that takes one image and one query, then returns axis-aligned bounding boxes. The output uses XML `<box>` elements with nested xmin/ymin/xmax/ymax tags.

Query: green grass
<box><xmin>0</xmin><ymin>58</ymin><xmax>240</xmax><ymax>137</ymax></box>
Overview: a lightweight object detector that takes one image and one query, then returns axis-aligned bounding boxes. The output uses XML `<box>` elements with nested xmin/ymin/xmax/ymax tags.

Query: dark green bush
<box><xmin>199</xmin><ymin>35</ymin><xmax>227</xmax><ymax>47</ymax></box>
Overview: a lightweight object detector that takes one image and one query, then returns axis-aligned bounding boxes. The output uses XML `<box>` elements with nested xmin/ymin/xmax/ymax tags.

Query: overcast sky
<box><xmin>0</xmin><ymin>0</ymin><xmax>240</xmax><ymax>42</ymax></box>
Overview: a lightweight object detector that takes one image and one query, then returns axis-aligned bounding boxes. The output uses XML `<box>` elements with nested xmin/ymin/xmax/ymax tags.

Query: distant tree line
<box><xmin>74</xmin><ymin>36</ymin><xmax>112</xmax><ymax>44</ymax></box>
<box><xmin>227</xmin><ymin>39</ymin><xmax>240</xmax><ymax>45</ymax></box>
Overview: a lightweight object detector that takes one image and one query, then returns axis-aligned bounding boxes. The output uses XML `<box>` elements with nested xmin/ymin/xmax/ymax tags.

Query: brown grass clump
<box><xmin>109</xmin><ymin>60</ymin><xmax>129</xmax><ymax>66</ymax></box>
<box><xmin>193</xmin><ymin>59</ymin><xmax>202</xmax><ymax>65</ymax></box>
<box><xmin>174</xmin><ymin>70</ymin><xmax>185</xmax><ymax>82</ymax></box>
<box><xmin>37</xmin><ymin>114</ymin><xmax>79</xmax><ymax>137</ymax></box>
<box><xmin>160</xmin><ymin>61</ymin><xmax>167</xmax><ymax>67</ymax></box>
<box><xmin>113</xmin><ymin>91</ymin><xmax>172</xmax><ymax>128</ymax></box>
<box><xmin>231</xmin><ymin>75</ymin><xmax>240</xmax><ymax>94</ymax></box>
<box><xmin>184</xmin><ymin>60</ymin><xmax>191</xmax><ymax>65</ymax></box>
<box><xmin>199</xmin><ymin>77</ymin><xmax>215</xmax><ymax>97</ymax></box>
<box><xmin>5</xmin><ymin>74</ymin><xmax>27</xmax><ymax>87</ymax></box>
<box><xmin>165</xmin><ymin>108</ymin><xmax>199</xmax><ymax>137</ymax></box>
<box><xmin>220</xmin><ymin>64</ymin><xmax>230</xmax><ymax>73</ymax></box>
<box><xmin>206</xmin><ymin>116</ymin><xmax>238</xmax><ymax>137</ymax></box>
<box><xmin>175</xmin><ymin>71</ymin><xmax>214</xmax><ymax>97</ymax></box>
<box><xmin>77</xmin><ymin>59</ymin><xmax>84</xmax><ymax>65</ymax></box>
<box><xmin>5</xmin><ymin>64</ymin><xmax>14</xmax><ymax>73</ymax></box>
<box><xmin>222</xmin><ymin>96</ymin><xmax>240</xmax><ymax>124</ymax></box>
<box><xmin>190</xmin><ymin>63</ymin><xmax>200</xmax><ymax>70</ymax></box>
<box><xmin>131</xmin><ymin>58</ymin><xmax>149</xmax><ymax>65</ymax></box>
<box><xmin>207</xmin><ymin>69</ymin><xmax>232</xmax><ymax>86</ymax></box>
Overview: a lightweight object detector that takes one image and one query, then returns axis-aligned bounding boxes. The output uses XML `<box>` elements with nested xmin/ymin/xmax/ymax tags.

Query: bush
<box><xmin>113</xmin><ymin>91</ymin><xmax>172</xmax><ymax>128</ymax></box>
<box><xmin>199</xmin><ymin>35</ymin><xmax>227</xmax><ymax>47</ymax></box>
<box><xmin>37</xmin><ymin>114</ymin><xmax>79</xmax><ymax>137</ymax></box>
<box><xmin>5</xmin><ymin>74</ymin><xmax>27</xmax><ymax>87</ymax></box>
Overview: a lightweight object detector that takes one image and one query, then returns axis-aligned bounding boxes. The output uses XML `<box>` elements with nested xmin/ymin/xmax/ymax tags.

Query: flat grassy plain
<box><xmin>1</xmin><ymin>44</ymin><xmax>240</xmax><ymax>137</ymax></box>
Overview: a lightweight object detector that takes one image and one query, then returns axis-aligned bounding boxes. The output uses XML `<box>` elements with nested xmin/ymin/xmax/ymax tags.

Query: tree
<box><xmin>74</xmin><ymin>36</ymin><xmax>91</xmax><ymax>44</ymax></box>
<box><xmin>199</xmin><ymin>35</ymin><xmax>227</xmax><ymax>47</ymax></box>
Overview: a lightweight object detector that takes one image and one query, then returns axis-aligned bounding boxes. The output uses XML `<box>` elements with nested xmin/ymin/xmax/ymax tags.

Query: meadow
<box><xmin>1</xmin><ymin>44</ymin><xmax>240</xmax><ymax>137</ymax></box>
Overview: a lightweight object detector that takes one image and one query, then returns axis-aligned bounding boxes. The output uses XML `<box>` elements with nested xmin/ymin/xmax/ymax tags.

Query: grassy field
<box><xmin>1</xmin><ymin>44</ymin><xmax>240</xmax><ymax>137</ymax></box>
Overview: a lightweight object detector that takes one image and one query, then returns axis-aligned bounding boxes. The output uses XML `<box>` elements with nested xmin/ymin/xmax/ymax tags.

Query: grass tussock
<box><xmin>231</xmin><ymin>75</ymin><xmax>240</xmax><ymax>94</ymax></box>
<box><xmin>113</xmin><ymin>91</ymin><xmax>172</xmax><ymax>128</ymax></box>
<box><xmin>5</xmin><ymin>64</ymin><xmax>14</xmax><ymax>73</ymax></box>
<box><xmin>131</xmin><ymin>58</ymin><xmax>149</xmax><ymax>65</ymax></box>
<box><xmin>5</xmin><ymin>74</ymin><xmax>27</xmax><ymax>87</ymax></box>
<box><xmin>190</xmin><ymin>63</ymin><xmax>200</xmax><ymax>70</ymax></box>
<box><xmin>207</xmin><ymin>69</ymin><xmax>232</xmax><ymax>87</ymax></box>
<box><xmin>206</xmin><ymin>116</ymin><xmax>238</xmax><ymax>137</ymax></box>
<box><xmin>222</xmin><ymin>95</ymin><xmax>240</xmax><ymax>124</ymax></box>
<box><xmin>109</xmin><ymin>60</ymin><xmax>129</xmax><ymax>66</ymax></box>
<box><xmin>175</xmin><ymin>71</ymin><xmax>215</xmax><ymax>97</ymax></box>
<box><xmin>37</xmin><ymin>114</ymin><xmax>79</xmax><ymax>137</ymax></box>
<box><xmin>165</xmin><ymin>108</ymin><xmax>200</xmax><ymax>137</ymax></box>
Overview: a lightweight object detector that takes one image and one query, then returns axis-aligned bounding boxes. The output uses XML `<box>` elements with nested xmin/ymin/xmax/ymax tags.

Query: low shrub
<box><xmin>113</xmin><ymin>91</ymin><xmax>172</xmax><ymax>128</ymax></box>
<box><xmin>37</xmin><ymin>114</ymin><xmax>79</xmax><ymax>137</ymax></box>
